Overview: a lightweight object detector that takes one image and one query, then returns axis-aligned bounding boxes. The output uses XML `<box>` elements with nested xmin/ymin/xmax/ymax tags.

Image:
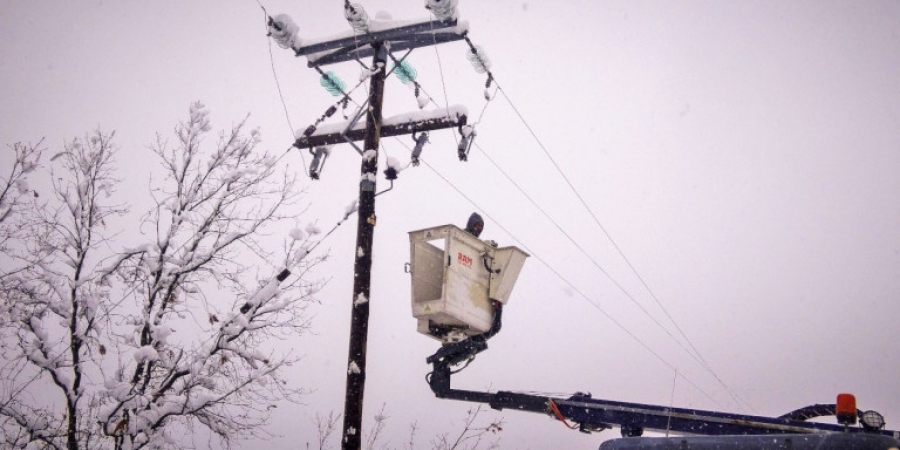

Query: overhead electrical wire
<box><xmin>256</xmin><ymin>1</ymin><xmax>295</xmax><ymax>138</ymax></box>
<box><xmin>414</xmin><ymin>14</ymin><xmax>745</xmax><ymax>409</ymax></box>
<box><xmin>426</xmin><ymin>12</ymin><xmax>460</xmax><ymax>149</ymax></box>
<box><xmin>471</xmin><ymin>142</ymin><xmax>710</xmax><ymax>368</ymax></box>
<box><xmin>414</xmin><ymin>155</ymin><xmax>727</xmax><ymax>409</ymax></box>
<box><xmin>473</xmin><ymin>140</ymin><xmax>751</xmax><ymax>412</ymax></box>
<box><xmin>489</xmin><ymin>81</ymin><xmax>752</xmax><ymax>412</ymax></box>
<box><xmin>258</xmin><ymin>0</ymin><xmax>747</xmax><ymax>411</ymax></box>
<box><xmin>444</xmin><ymin>27</ymin><xmax>749</xmax><ymax>412</ymax></box>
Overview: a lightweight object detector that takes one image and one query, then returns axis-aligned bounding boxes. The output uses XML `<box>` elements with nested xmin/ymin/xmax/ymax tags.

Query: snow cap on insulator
<box><xmin>425</xmin><ymin>0</ymin><xmax>458</xmax><ymax>21</ymax></box>
<box><xmin>345</xmin><ymin>3</ymin><xmax>370</xmax><ymax>32</ymax></box>
<box><xmin>268</xmin><ymin>14</ymin><xmax>301</xmax><ymax>50</ymax></box>
<box><xmin>384</xmin><ymin>156</ymin><xmax>402</xmax><ymax>180</ymax></box>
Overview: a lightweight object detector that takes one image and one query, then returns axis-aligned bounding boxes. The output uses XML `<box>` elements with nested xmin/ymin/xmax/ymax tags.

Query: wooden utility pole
<box><xmin>272</xmin><ymin>8</ymin><xmax>469</xmax><ymax>450</ymax></box>
<box><xmin>342</xmin><ymin>42</ymin><xmax>386</xmax><ymax>450</ymax></box>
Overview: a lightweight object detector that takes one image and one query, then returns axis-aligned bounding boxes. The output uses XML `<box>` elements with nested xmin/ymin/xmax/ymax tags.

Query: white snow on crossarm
<box><xmin>304</xmin><ymin>19</ymin><xmax>469</xmax><ymax>63</ymax></box>
<box><xmin>306</xmin><ymin>105</ymin><xmax>469</xmax><ymax>139</ymax></box>
<box><xmin>383</xmin><ymin>105</ymin><xmax>468</xmax><ymax>128</ymax></box>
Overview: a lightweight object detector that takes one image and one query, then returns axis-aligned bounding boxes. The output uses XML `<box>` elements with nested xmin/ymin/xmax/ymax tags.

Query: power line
<box><xmin>427</xmin><ymin>12</ymin><xmax>459</xmax><ymax>149</ymax></box>
<box><xmin>426</xmin><ymin>28</ymin><xmax>745</xmax><ymax>408</ymax></box>
<box><xmin>471</xmin><ymin>143</ymin><xmax>709</xmax><ymax>369</ymax></box>
<box><xmin>415</xmin><ymin>156</ymin><xmax>727</xmax><ymax>409</ymax></box>
<box><xmin>391</xmin><ymin>23</ymin><xmax>741</xmax><ymax>404</ymax></box>
<box><xmin>490</xmin><ymin>80</ymin><xmax>750</xmax><ymax>411</ymax></box>
<box><xmin>257</xmin><ymin>1</ymin><xmax>295</xmax><ymax>136</ymax></box>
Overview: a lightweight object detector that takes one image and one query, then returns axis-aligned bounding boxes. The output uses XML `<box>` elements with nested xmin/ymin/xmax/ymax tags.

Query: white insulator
<box><xmin>466</xmin><ymin>46</ymin><xmax>491</xmax><ymax>74</ymax></box>
<box><xmin>269</xmin><ymin>14</ymin><xmax>300</xmax><ymax>50</ymax></box>
<box><xmin>425</xmin><ymin>0</ymin><xmax>458</xmax><ymax>21</ymax></box>
<box><xmin>345</xmin><ymin>3</ymin><xmax>370</xmax><ymax>32</ymax></box>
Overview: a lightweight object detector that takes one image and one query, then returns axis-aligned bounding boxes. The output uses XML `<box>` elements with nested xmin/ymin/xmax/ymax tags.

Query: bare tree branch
<box><xmin>430</xmin><ymin>406</ymin><xmax>503</xmax><ymax>450</ymax></box>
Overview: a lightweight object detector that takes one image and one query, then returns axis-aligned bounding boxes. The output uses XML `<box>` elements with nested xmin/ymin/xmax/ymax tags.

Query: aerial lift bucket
<box><xmin>408</xmin><ymin>224</ymin><xmax>529</xmax><ymax>341</ymax></box>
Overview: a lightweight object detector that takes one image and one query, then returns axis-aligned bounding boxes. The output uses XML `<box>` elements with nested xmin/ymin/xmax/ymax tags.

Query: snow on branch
<box><xmin>0</xmin><ymin>105</ymin><xmax>322</xmax><ymax>449</ymax></box>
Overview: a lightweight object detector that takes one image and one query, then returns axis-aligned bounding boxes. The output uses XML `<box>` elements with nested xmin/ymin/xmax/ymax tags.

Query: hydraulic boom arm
<box><xmin>425</xmin><ymin>308</ymin><xmax>899</xmax><ymax>440</ymax></box>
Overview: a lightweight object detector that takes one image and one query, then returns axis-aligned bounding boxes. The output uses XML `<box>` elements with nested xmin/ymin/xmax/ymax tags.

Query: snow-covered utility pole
<box><xmin>267</xmin><ymin>2</ymin><xmax>468</xmax><ymax>449</ymax></box>
<box><xmin>342</xmin><ymin>39</ymin><xmax>385</xmax><ymax>450</ymax></box>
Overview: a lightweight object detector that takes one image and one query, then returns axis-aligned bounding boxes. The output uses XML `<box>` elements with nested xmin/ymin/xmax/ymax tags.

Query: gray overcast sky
<box><xmin>2</xmin><ymin>1</ymin><xmax>900</xmax><ymax>449</ymax></box>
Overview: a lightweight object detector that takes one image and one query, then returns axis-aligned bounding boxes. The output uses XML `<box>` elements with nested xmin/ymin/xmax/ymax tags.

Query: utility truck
<box><xmin>407</xmin><ymin>224</ymin><xmax>900</xmax><ymax>450</ymax></box>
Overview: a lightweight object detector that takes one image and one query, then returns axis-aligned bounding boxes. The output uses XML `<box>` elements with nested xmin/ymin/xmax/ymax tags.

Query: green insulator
<box><xmin>320</xmin><ymin>72</ymin><xmax>346</xmax><ymax>96</ymax></box>
<box><xmin>393</xmin><ymin>60</ymin><xmax>417</xmax><ymax>84</ymax></box>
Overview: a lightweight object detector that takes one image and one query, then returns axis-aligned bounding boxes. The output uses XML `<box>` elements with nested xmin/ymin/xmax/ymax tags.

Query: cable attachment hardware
<box><xmin>482</xmin><ymin>253</ymin><xmax>501</xmax><ymax>274</ymax></box>
<box><xmin>483</xmin><ymin>73</ymin><xmax>495</xmax><ymax>100</ymax></box>
<box><xmin>457</xmin><ymin>124</ymin><xmax>476</xmax><ymax>161</ymax></box>
<box><xmin>463</xmin><ymin>36</ymin><xmax>495</xmax><ymax>99</ymax></box>
<box><xmin>386</xmin><ymin>51</ymin><xmax>429</xmax><ymax>109</ymax></box>
<box><xmin>411</xmin><ymin>131</ymin><xmax>429</xmax><ymax>166</ymax></box>
<box><xmin>340</xmin><ymin>96</ymin><xmax>352</xmax><ymax>119</ymax></box>
<box><xmin>308</xmin><ymin>146</ymin><xmax>331</xmax><ymax>180</ymax></box>
<box><xmin>345</xmin><ymin>3</ymin><xmax>369</xmax><ymax>32</ymax></box>
<box><xmin>300</xmin><ymin>104</ymin><xmax>339</xmax><ymax>138</ymax></box>
<box><xmin>415</xmin><ymin>83</ymin><xmax>431</xmax><ymax>109</ymax></box>
<box><xmin>376</xmin><ymin>156</ymin><xmax>403</xmax><ymax>197</ymax></box>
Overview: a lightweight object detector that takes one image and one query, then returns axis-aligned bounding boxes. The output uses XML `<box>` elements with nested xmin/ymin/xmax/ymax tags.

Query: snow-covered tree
<box><xmin>0</xmin><ymin>103</ymin><xmax>324</xmax><ymax>450</ymax></box>
<box><xmin>0</xmin><ymin>140</ymin><xmax>43</xmax><ymax>285</ymax></box>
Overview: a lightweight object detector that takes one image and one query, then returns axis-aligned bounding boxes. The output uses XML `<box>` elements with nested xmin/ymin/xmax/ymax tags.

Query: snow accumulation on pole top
<box><xmin>296</xmin><ymin>17</ymin><xmax>470</xmax><ymax>66</ymax></box>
